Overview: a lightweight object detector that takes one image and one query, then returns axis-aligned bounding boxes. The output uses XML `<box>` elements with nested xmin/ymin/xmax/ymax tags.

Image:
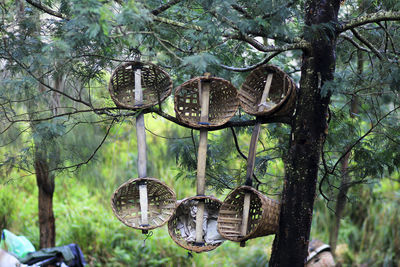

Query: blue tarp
<box><xmin>20</xmin><ymin>244</ymin><xmax>86</xmax><ymax>267</ymax></box>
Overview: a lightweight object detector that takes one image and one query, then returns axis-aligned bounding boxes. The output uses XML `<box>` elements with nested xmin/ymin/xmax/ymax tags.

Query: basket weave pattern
<box><xmin>239</xmin><ymin>65</ymin><xmax>296</xmax><ymax>117</ymax></box>
<box><xmin>174</xmin><ymin>77</ymin><xmax>239</xmax><ymax>128</ymax></box>
<box><xmin>217</xmin><ymin>186</ymin><xmax>280</xmax><ymax>242</ymax></box>
<box><xmin>109</xmin><ymin>62</ymin><xmax>172</xmax><ymax>109</ymax></box>
<box><xmin>111</xmin><ymin>177</ymin><xmax>176</xmax><ymax>230</ymax></box>
<box><xmin>168</xmin><ymin>195</ymin><xmax>223</xmax><ymax>252</ymax></box>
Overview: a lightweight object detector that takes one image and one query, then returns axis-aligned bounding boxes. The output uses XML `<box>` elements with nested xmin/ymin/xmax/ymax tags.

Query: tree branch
<box><xmin>6</xmin><ymin>52</ymin><xmax>91</xmax><ymax>107</ymax></box>
<box><xmin>319</xmin><ymin>105</ymin><xmax>400</xmax><ymax>199</ymax></box>
<box><xmin>340</xmin><ymin>11</ymin><xmax>400</xmax><ymax>32</ymax></box>
<box><xmin>220</xmin><ymin>51</ymin><xmax>281</xmax><ymax>72</ymax></box>
<box><xmin>151</xmin><ymin>0</ymin><xmax>183</xmax><ymax>16</ymax></box>
<box><xmin>50</xmin><ymin>119</ymin><xmax>116</xmax><ymax>172</ymax></box>
<box><xmin>151</xmin><ymin>15</ymin><xmax>202</xmax><ymax>31</ymax></box>
<box><xmin>228</xmin><ymin>34</ymin><xmax>310</xmax><ymax>52</ymax></box>
<box><xmin>341</xmin><ymin>35</ymin><xmax>370</xmax><ymax>53</ymax></box>
<box><xmin>151</xmin><ymin>108</ymin><xmax>291</xmax><ymax>131</ymax></box>
<box><xmin>25</xmin><ymin>0</ymin><xmax>67</xmax><ymax>20</ymax></box>
<box><xmin>231</xmin><ymin>4</ymin><xmax>252</xmax><ymax>19</ymax></box>
<box><xmin>350</xmin><ymin>28</ymin><xmax>383</xmax><ymax>60</ymax></box>
<box><xmin>262</xmin><ymin>1</ymin><xmax>296</xmax><ymax>19</ymax></box>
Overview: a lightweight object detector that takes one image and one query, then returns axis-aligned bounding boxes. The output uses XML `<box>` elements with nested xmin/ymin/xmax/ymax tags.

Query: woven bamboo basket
<box><xmin>168</xmin><ymin>196</ymin><xmax>224</xmax><ymax>253</ymax></box>
<box><xmin>111</xmin><ymin>177</ymin><xmax>176</xmax><ymax>230</ymax></box>
<box><xmin>239</xmin><ymin>65</ymin><xmax>296</xmax><ymax>118</ymax></box>
<box><xmin>174</xmin><ymin>76</ymin><xmax>239</xmax><ymax>128</ymax></box>
<box><xmin>217</xmin><ymin>186</ymin><xmax>280</xmax><ymax>242</ymax></box>
<box><xmin>108</xmin><ymin>62</ymin><xmax>172</xmax><ymax>109</ymax></box>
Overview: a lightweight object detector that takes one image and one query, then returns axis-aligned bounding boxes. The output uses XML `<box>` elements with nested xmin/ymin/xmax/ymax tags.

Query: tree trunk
<box><xmin>329</xmin><ymin>51</ymin><xmax>362</xmax><ymax>254</ymax></box>
<box><xmin>34</xmin><ymin>151</ymin><xmax>55</xmax><ymax>248</ymax></box>
<box><xmin>329</xmin><ymin>151</ymin><xmax>350</xmax><ymax>255</ymax></box>
<box><xmin>270</xmin><ymin>1</ymin><xmax>340</xmax><ymax>266</ymax></box>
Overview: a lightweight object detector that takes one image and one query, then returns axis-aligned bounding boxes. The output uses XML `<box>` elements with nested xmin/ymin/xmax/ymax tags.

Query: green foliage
<box><xmin>1</xmin><ymin>0</ymin><xmax>400</xmax><ymax>266</ymax></box>
<box><xmin>0</xmin><ymin>186</ymin><xmax>16</xmax><ymax>230</ymax></box>
<box><xmin>182</xmin><ymin>53</ymin><xmax>221</xmax><ymax>74</ymax></box>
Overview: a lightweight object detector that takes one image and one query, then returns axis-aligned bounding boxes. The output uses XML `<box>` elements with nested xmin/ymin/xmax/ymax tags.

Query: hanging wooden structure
<box><xmin>168</xmin><ymin>75</ymin><xmax>226</xmax><ymax>252</ymax></box>
<box><xmin>238</xmin><ymin>64</ymin><xmax>296</xmax><ymax>118</ymax></box>
<box><xmin>218</xmin><ymin>69</ymin><xmax>282</xmax><ymax>245</ymax></box>
<box><xmin>168</xmin><ymin>196</ymin><xmax>223</xmax><ymax>253</ymax></box>
<box><xmin>110</xmin><ymin>64</ymin><xmax>176</xmax><ymax>233</ymax></box>
<box><xmin>174</xmin><ymin>76</ymin><xmax>239</xmax><ymax>128</ymax></box>
<box><xmin>108</xmin><ymin>61</ymin><xmax>172</xmax><ymax>109</ymax></box>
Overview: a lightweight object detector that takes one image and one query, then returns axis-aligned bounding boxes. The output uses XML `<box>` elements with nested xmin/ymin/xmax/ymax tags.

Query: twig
<box><xmin>145</xmin><ymin>126</ymin><xmax>191</xmax><ymax>140</ymax></box>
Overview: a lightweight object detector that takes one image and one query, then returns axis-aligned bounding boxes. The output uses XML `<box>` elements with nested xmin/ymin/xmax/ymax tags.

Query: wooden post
<box><xmin>195</xmin><ymin>77</ymin><xmax>210</xmax><ymax>244</ymax></box>
<box><xmin>241</xmin><ymin>74</ymin><xmax>273</xmax><ymax>246</ymax></box>
<box><xmin>135</xmin><ymin>69</ymin><xmax>149</xmax><ymax>229</ymax></box>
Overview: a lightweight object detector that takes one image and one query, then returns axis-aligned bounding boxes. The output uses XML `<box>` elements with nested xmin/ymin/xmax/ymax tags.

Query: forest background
<box><xmin>1</xmin><ymin>0</ymin><xmax>400</xmax><ymax>266</ymax></box>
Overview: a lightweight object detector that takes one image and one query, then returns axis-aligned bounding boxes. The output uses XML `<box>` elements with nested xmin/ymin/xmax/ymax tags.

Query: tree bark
<box><xmin>34</xmin><ymin>150</ymin><xmax>56</xmax><ymax>248</ymax></box>
<box><xmin>270</xmin><ymin>1</ymin><xmax>341</xmax><ymax>266</ymax></box>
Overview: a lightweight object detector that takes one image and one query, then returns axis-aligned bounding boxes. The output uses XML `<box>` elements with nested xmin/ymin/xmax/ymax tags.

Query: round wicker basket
<box><xmin>108</xmin><ymin>62</ymin><xmax>172</xmax><ymax>109</ymax></box>
<box><xmin>111</xmin><ymin>177</ymin><xmax>176</xmax><ymax>230</ymax></box>
<box><xmin>239</xmin><ymin>65</ymin><xmax>296</xmax><ymax>118</ymax></box>
<box><xmin>217</xmin><ymin>186</ymin><xmax>280</xmax><ymax>242</ymax></box>
<box><xmin>168</xmin><ymin>195</ymin><xmax>224</xmax><ymax>253</ymax></box>
<box><xmin>174</xmin><ymin>76</ymin><xmax>239</xmax><ymax>129</ymax></box>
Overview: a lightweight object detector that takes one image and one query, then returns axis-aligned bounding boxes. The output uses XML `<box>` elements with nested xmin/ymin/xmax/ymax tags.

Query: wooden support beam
<box><xmin>195</xmin><ymin>78</ymin><xmax>210</xmax><ymax>244</ymax></box>
<box><xmin>241</xmin><ymin>74</ymin><xmax>274</xmax><ymax>246</ymax></box>
<box><xmin>135</xmin><ymin>69</ymin><xmax>149</xmax><ymax>227</ymax></box>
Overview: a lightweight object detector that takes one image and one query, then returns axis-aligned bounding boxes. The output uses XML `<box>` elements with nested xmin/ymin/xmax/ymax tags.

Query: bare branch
<box><xmin>151</xmin><ymin>108</ymin><xmax>291</xmax><ymax>131</ymax></box>
<box><xmin>230</xmin><ymin>127</ymin><xmax>247</xmax><ymax>160</ymax></box>
<box><xmin>262</xmin><ymin>1</ymin><xmax>296</xmax><ymax>19</ymax></box>
<box><xmin>376</xmin><ymin>22</ymin><xmax>397</xmax><ymax>54</ymax></box>
<box><xmin>341</xmin><ymin>35</ymin><xmax>370</xmax><ymax>53</ymax></box>
<box><xmin>231</xmin><ymin>4</ymin><xmax>252</xmax><ymax>19</ymax></box>
<box><xmin>220</xmin><ymin>51</ymin><xmax>281</xmax><ymax>72</ymax></box>
<box><xmin>25</xmin><ymin>0</ymin><xmax>67</xmax><ymax>20</ymax></box>
<box><xmin>151</xmin><ymin>0</ymin><xmax>183</xmax><ymax>16</ymax></box>
<box><xmin>340</xmin><ymin>11</ymin><xmax>400</xmax><ymax>32</ymax></box>
<box><xmin>229</xmin><ymin>126</ymin><xmax>264</xmax><ymax>187</ymax></box>
<box><xmin>350</xmin><ymin>28</ymin><xmax>383</xmax><ymax>60</ymax></box>
<box><xmin>7</xmin><ymin>53</ymin><xmax>92</xmax><ymax>107</ymax></box>
<box><xmin>151</xmin><ymin>15</ymin><xmax>202</xmax><ymax>31</ymax></box>
<box><xmin>228</xmin><ymin>34</ymin><xmax>309</xmax><ymax>52</ymax></box>
<box><xmin>51</xmin><ymin>119</ymin><xmax>116</xmax><ymax>172</ymax></box>
<box><xmin>153</xmin><ymin>33</ymin><xmax>183</xmax><ymax>61</ymax></box>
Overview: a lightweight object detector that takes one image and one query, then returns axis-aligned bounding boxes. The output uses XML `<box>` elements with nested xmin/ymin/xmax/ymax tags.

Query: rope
<box><xmin>142</xmin><ymin>231</ymin><xmax>153</xmax><ymax>247</ymax></box>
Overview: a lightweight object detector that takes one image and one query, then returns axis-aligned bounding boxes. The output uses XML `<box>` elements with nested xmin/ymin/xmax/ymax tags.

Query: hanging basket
<box><xmin>217</xmin><ymin>186</ymin><xmax>280</xmax><ymax>242</ymax></box>
<box><xmin>108</xmin><ymin>61</ymin><xmax>172</xmax><ymax>109</ymax></box>
<box><xmin>168</xmin><ymin>196</ymin><xmax>224</xmax><ymax>253</ymax></box>
<box><xmin>174</xmin><ymin>76</ymin><xmax>239</xmax><ymax>129</ymax></box>
<box><xmin>111</xmin><ymin>177</ymin><xmax>176</xmax><ymax>230</ymax></box>
<box><xmin>239</xmin><ymin>65</ymin><xmax>296</xmax><ymax>118</ymax></box>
